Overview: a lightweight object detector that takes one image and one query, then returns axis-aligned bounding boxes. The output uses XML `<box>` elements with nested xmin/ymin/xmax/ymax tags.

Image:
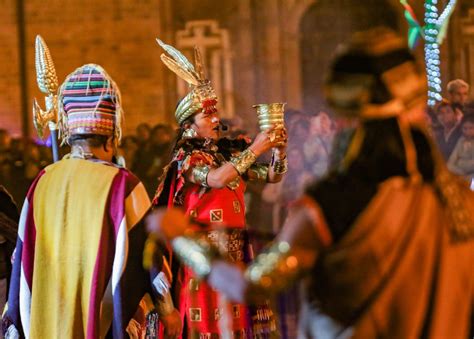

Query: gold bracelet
<box><xmin>272</xmin><ymin>155</ymin><xmax>288</xmax><ymax>174</ymax></box>
<box><xmin>230</xmin><ymin>149</ymin><xmax>257</xmax><ymax>175</ymax></box>
<box><xmin>245</xmin><ymin>241</ymin><xmax>299</xmax><ymax>292</ymax></box>
<box><xmin>248</xmin><ymin>164</ymin><xmax>269</xmax><ymax>181</ymax></box>
<box><xmin>192</xmin><ymin>165</ymin><xmax>210</xmax><ymax>187</ymax></box>
<box><xmin>171</xmin><ymin>237</ymin><xmax>214</xmax><ymax>279</ymax></box>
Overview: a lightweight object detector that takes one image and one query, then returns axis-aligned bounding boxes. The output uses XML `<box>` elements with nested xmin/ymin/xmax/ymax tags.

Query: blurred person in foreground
<box><xmin>303</xmin><ymin>111</ymin><xmax>335</xmax><ymax>180</ymax></box>
<box><xmin>152</xmin><ymin>39</ymin><xmax>288</xmax><ymax>338</ymax></box>
<box><xmin>147</xmin><ymin>28</ymin><xmax>474</xmax><ymax>338</ymax></box>
<box><xmin>2</xmin><ymin>64</ymin><xmax>180</xmax><ymax>338</ymax></box>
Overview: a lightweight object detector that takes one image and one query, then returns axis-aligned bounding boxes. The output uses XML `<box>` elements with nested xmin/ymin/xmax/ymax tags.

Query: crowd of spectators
<box><xmin>0</xmin><ymin>130</ymin><xmax>53</xmax><ymax>205</ymax></box>
<box><xmin>430</xmin><ymin>79</ymin><xmax>474</xmax><ymax>183</ymax></box>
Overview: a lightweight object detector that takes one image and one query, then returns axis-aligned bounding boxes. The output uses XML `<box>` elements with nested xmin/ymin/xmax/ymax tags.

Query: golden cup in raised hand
<box><xmin>252</xmin><ymin>102</ymin><xmax>286</xmax><ymax>132</ymax></box>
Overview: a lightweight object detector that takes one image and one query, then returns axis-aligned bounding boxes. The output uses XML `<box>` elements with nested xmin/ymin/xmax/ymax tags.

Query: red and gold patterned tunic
<box><xmin>154</xmin><ymin>140</ymin><xmax>276</xmax><ymax>338</ymax></box>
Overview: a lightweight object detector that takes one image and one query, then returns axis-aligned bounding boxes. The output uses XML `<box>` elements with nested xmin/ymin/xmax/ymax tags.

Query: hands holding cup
<box><xmin>249</xmin><ymin>124</ymin><xmax>288</xmax><ymax>156</ymax></box>
<box><xmin>252</xmin><ymin>102</ymin><xmax>288</xmax><ymax>153</ymax></box>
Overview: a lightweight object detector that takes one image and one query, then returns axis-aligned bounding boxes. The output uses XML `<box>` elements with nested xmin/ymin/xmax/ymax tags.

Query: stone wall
<box><xmin>1</xmin><ymin>0</ymin><xmax>473</xmax><ymax>138</ymax></box>
<box><xmin>0</xmin><ymin>0</ymin><xmax>21</xmax><ymax>136</ymax></box>
<box><xmin>1</xmin><ymin>0</ymin><xmax>170</xmax><ymax>138</ymax></box>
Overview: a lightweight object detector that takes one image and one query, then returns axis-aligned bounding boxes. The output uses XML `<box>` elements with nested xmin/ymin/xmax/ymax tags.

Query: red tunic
<box><xmin>155</xmin><ymin>146</ymin><xmax>276</xmax><ymax>338</ymax></box>
<box><xmin>181</xmin><ymin>151</ymin><xmax>251</xmax><ymax>337</ymax></box>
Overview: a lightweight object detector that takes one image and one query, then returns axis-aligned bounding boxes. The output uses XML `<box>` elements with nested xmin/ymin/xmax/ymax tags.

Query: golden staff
<box><xmin>32</xmin><ymin>35</ymin><xmax>59</xmax><ymax>162</ymax></box>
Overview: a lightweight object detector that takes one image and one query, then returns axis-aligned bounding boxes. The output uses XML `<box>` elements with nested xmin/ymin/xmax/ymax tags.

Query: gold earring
<box><xmin>183</xmin><ymin>128</ymin><xmax>198</xmax><ymax>139</ymax></box>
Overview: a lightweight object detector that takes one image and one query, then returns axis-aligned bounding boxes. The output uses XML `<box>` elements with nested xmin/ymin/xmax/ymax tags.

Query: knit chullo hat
<box><xmin>58</xmin><ymin>64</ymin><xmax>123</xmax><ymax>145</ymax></box>
<box><xmin>324</xmin><ymin>27</ymin><xmax>427</xmax><ymax>119</ymax></box>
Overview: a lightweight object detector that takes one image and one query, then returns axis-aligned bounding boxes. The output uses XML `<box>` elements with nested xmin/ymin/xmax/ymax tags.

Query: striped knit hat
<box><xmin>58</xmin><ymin>64</ymin><xmax>123</xmax><ymax>145</ymax></box>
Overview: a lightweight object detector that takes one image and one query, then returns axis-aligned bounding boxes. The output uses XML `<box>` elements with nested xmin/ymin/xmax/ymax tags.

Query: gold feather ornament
<box><xmin>156</xmin><ymin>38</ymin><xmax>218</xmax><ymax>125</ymax></box>
<box><xmin>33</xmin><ymin>35</ymin><xmax>59</xmax><ymax>139</ymax></box>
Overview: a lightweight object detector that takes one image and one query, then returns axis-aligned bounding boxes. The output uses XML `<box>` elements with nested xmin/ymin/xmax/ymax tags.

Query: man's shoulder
<box><xmin>114</xmin><ymin>166</ymin><xmax>147</xmax><ymax>190</ymax></box>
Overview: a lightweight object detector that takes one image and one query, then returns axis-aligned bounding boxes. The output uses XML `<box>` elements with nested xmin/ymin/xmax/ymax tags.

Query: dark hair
<box><xmin>68</xmin><ymin>134</ymin><xmax>109</xmax><ymax>150</ymax></box>
<box><xmin>460</xmin><ymin>113</ymin><xmax>474</xmax><ymax>127</ymax></box>
<box><xmin>347</xmin><ymin>117</ymin><xmax>434</xmax><ymax>183</ymax></box>
<box><xmin>172</xmin><ymin>115</ymin><xmax>196</xmax><ymax>153</ymax></box>
<box><xmin>121</xmin><ymin>135</ymin><xmax>138</xmax><ymax>147</ymax></box>
<box><xmin>151</xmin><ymin>123</ymin><xmax>174</xmax><ymax>136</ymax></box>
<box><xmin>434</xmin><ymin>99</ymin><xmax>454</xmax><ymax>115</ymax></box>
<box><xmin>136</xmin><ymin>123</ymin><xmax>151</xmax><ymax>132</ymax></box>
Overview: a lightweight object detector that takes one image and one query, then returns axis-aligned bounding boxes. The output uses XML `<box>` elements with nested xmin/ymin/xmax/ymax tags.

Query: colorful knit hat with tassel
<box><xmin>57</xmin><ymin>64</ymin><xmax>123</xmax><ymax>145</ymax></box>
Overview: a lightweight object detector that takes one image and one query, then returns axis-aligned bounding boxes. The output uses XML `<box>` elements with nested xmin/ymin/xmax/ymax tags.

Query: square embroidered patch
<box><xmin>232</xmin><ymin>305</ymin><xmax>240</xmax><ymax>318</ymax></box>
<box><xmin>189</xmin><ymin>278</ymin><xmax>199</xmax><ymax>291</ymax></box>
<box><xmin>210</xmin><ymin>209</ymin><xmax>223</xmax><ymax>222</ymax></box>
<box><xmin>189</xmin><ymin>308</ymin><xmax>202</xmax><ymax>322</ymax></box>
<box><xmin>233</xmin><ymin>200</ymin><xmax>241</xmax><ymax>213</ymax></box>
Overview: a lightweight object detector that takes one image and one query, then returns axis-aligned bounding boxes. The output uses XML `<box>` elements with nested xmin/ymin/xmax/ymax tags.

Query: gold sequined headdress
<box><xmin>156</xmin><ymin>39</ymin><xmax>218</xmax><ymax>125</ymax></box>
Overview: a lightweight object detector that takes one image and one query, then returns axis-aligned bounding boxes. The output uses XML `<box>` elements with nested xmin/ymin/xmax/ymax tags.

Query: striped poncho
<box><xmin>3</xmin><ymin>158</ymin><xmax>151</xmax><ymax>338</ymax></box>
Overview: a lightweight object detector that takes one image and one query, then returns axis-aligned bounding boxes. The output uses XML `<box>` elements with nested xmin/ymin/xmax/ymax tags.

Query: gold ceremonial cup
<box><xmin>252</xmin><ymin>102</ymin><xmax>286</xmax><ymax>131</ymax></box>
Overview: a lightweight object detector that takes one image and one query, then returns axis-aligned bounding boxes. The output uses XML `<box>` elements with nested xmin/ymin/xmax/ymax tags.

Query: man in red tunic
<box><xmin>153</xmin><ymin>40</ymin><xmax>288</xmax><ymax>337</ymax></box>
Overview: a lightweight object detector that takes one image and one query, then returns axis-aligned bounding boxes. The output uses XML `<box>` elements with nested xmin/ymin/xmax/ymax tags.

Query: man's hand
<box><xmin>208</xmin><ymin>260</ymin><xmax>247</xmax><ymax>303</ymax></box>
<box><xmin>146</xmin><ymin>208</ymin><xmax>189</xmax><ymax>241</ymax></box>
<box><xmin>249</xmin><ymin>125</ymin><xmax>282</xmax><ymax>157</ymax></box>
<box><xmin>160</xmin><ymin>309</ymin><xmax>182</xmax><ymax>338</ymax></box>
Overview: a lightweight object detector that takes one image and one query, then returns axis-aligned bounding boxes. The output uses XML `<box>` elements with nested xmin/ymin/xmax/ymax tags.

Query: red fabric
<box><xmin>156</xmin><ymin>148</ymin><xmax>271</xmax><ymax>337</ymax></box>
<box><xmin>183</xmin><ymin>182</ymin><xmax>246</xmax><ymax>229</ymax></box>
<box><xmin>180</xmin><ymin>150</ymin><xmax>250</xmax><ymax>335</ymax></box>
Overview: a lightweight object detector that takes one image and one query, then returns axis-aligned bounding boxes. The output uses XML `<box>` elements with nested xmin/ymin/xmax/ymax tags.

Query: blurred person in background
<box><xmin>447</xmin><ymin>79</ymin><xmax>471</xmax><ymax>114</ymax></box>
<box><xmin>433</xmin><ymin>99</ymin><xmax>463</xmax><ymax>160</ymax></box>
<box><xmin>447</xmin><ymin>113</ymin><xmax>474</xmax><ymax>180</ymax></box>
<box><xmin>0</xmin><ymin>130</ymin><xmax>13</xmax><ymax>198</ymax></box>
<box><xmin>0</xmin><ymin>129</ymin><xmax>11</xmax><ymax>155</ymax></box>
<box><xmin>133</xmin><ymin>124</ymin><xmax>175</xmax><ymax>196</ymax></box>
<box><xmin>23</xmin><ymin>141</ymin><xmax>42</xmax><ymax>182</ymax></box>
<box><xmin>135</xmin><ymin>122</ymin><xmax>151</xmax><ymax>148</ymax></box>
<box><xmin>118</xmin><ymin>135</ymin><xmax>139</xmax><ymax>169</ymax></box>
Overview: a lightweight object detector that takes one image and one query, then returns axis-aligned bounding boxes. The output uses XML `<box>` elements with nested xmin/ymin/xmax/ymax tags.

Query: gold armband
<box><xmin>271</xmin><ymin>152</ymin><xmax>288</xmax><ymax>174</ymax></box>
<box><xmin>192</xmin><ymin>165</ymin><xmax>210</xmax><ymax>187</ymax></box>
<box><xmin>230</xmin><ymin>149</ymin><xmax>257</xmax><ymax>175</ymax></box>
<box><xmin>171</xmin><ymin>236</ymin><xmax>215</xmax><ymax>279</ymax></box>
<box><xmin>248</xmin><ymin>164</ymin><xmax>269</xmax><ymax>181</ymax></box>
<box><xmin>244</xmin><ymin>241</ymin><xmax>299</xmax><ymax>292</ymax></box>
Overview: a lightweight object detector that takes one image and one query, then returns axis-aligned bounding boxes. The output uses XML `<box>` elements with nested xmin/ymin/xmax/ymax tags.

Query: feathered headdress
<box><xmin>156</xmin><ymin>39</ymin><xmax>217</xmax><ymax>125</ymax></box>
